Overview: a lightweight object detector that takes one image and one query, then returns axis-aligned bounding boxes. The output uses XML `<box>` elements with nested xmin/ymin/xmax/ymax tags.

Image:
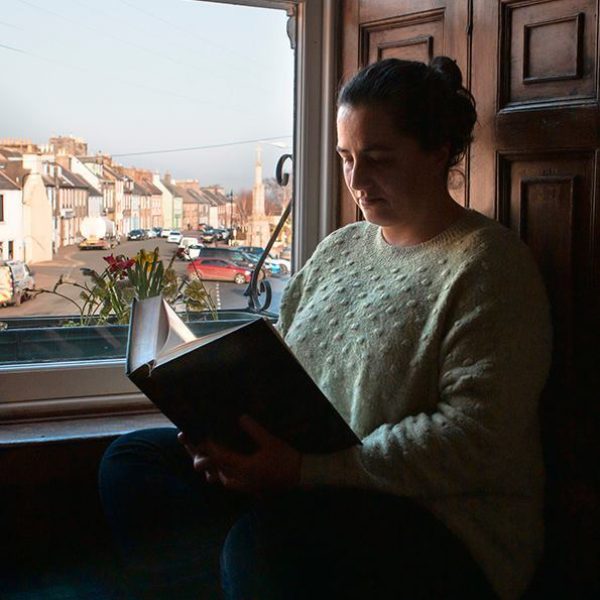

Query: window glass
<box><xmin>0</xmin><ymin>0</ymin><xmax>294</xmax><ymax>366</ymax></box>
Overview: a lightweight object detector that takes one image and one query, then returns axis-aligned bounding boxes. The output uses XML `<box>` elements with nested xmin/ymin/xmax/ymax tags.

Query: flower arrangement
<box><xmin>36</xmin><ymin>248</ymin><xmax>217</xmax><ymax>326</ymax></box>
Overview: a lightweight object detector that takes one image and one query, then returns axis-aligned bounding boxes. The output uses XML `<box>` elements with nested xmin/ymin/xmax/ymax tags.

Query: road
<box><xmin>0</xmin><ymin>237</ymin><xmax>289</xmax><ymax>319</ymax></box>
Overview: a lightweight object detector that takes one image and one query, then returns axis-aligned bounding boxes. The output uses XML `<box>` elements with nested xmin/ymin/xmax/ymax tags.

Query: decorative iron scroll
<box><xmin>245</xmin><ymin>153</ymin><xmax>293</xmax><ymax>314</ymax></box>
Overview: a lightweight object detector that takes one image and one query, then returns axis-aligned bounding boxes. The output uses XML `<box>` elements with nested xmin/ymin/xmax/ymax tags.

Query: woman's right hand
<box><xmin>177</xmin><ymin>432</ymin><xmax>220</xmax><ymax>484</ymax></box>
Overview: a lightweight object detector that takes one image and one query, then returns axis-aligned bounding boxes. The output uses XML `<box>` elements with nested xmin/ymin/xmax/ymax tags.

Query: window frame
<box><xmin>0</xmin><ymin>0</ymin><xmax>340</xmax><ymax>432</ymax></box>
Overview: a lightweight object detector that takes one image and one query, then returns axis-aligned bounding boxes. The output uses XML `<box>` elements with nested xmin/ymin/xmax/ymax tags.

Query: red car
<box><xmin>187</xmin><ymin>258</ymin><xmax>252</xmax><ymax>285</ymax></box>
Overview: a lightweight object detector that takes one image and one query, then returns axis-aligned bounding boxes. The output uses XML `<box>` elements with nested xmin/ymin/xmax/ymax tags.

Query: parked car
<box><xmin>0</xmin><ymin>260</ymin><xmax>35</xmax><ymax>307</ymax></box>
<box><xmin>176</xmin><ymin>237</ymin><xmax>203</xmax><ymax>260</ymax></box>
<box><xmin>152</xmin><ymin>226</ymin><xmax>163</xmax><ymax>237</ymax></box>
<box><xmin>212</xmin><ymin>228</ymin><xmax>231</xmax><ymax>242</ymax></box>
<box><xmin>268</xmin><ymin>254</ymin><xmax>291</xmax><ymax>275</ymax></box>
<box><xmin>184</xmin><ymin>244</ymin><xmax>204</xmax><ymax>261</ymax></box>
<box><xmin>237</xmin><ymin>246</ymin><xmax>290</xmax><ymax>275</ymax></box>
<box><xmin>146</xmin><ymin>228</ymin><xmax>157</xmax><ymax>239</ymax></box>
<box><xmin>192</xmin><ymin>247</ymin><xmax>256</xmax><ymax>269</ymax></box>
<box><xmin>167</xmin><ymin>230</ymin><xmax>183</xmax><ymax>244</ymax></box>
<box><xmin>237</xmin><ymin>245</ymin><xmax>265</xmax><ymax>256</ymax></box>
<box><xmin>280</xmin><ymin>245</ymin><xmax>292</xmax><ymax>261</ymax></box>
<box><xmin>127</xmin><ymin>229</ymin><xmax>146</xmax><ymax>241</ymax></box>
<box><xmin>189</xmin><ymin>247</ymin><xmax>267</xmax><ymax>279</ymax></box>
<box><xmin>187</xmin><ymin>258</ymin><xmax>252</xmax><ymax>285</ymax></box>
<box><xmin>160</xmin><ymin>229</ymin><xmax>171</xmax><ymax>238</ymax></box>
<box><xmin>200</xmin><ymin>228</ymin><xmax>217</xmax><ymax>244</ymax></box>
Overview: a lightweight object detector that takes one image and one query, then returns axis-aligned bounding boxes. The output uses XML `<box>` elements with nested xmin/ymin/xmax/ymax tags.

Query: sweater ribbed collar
<box><xmin>370</xmin><ymin>209</ymin><xmax>481</xmax><ymax>256</ymax></box>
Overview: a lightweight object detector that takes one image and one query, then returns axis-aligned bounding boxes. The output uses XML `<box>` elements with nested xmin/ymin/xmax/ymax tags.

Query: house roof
<box><xmin>141</xmin><ymin>180</ymin><xmax>162</xmax><ymax>195</ymax></box>
<box><xmin>132</xmin><ymin>181</ymin><xmax>150</xmax><ymax>196</ymax></box>
<box><xmin>44</xmin><ymin>163</ymin><xmax>90</xmax><ymax>189</ymax></box>
<box><xmin>178</xmin><ymin>186</ymin><xmax>205</xmax><ymax>205</ymax></box>
<box><xmin>188</xmin><ymin>188</ymin><xmax>210</xmax><ymax>205</ymax></box>
<box><xmin>0</xmin><ymin>170</ymin><xmax>20</xmax><ymax>190</ymax></box>
<box><xmin>162</xmin><ymin>180</ymin><xmax>183</xmax><ymax>198</ymax></box>
<box><xmin>0</xmin><ymin>148</ymin><xmax>24</xmax><ymax>161</ymax></box>
<box><xmin>200</xmin><ymin>188</ymin><xmax>228</xmax><ymax>207</ymax></box>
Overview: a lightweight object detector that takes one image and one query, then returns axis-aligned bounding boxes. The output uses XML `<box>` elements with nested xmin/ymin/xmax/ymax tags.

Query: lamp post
<box><xmin>228</xmin><ymin>189</ymin><xmax>234</xmax><ymax>232</ymax></box>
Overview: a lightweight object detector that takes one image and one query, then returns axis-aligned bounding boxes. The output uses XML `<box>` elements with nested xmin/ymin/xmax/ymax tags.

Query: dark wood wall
<box><xmin>339</xmin><ymin>0</ymin><xmax>599</xmax><ymax>594</ymax></box>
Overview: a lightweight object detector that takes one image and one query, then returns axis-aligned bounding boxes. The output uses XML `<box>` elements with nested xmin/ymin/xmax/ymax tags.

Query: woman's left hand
<box><xmin>182</xmin><ymin>415</ymin><xmax>302</xmax><ymax>495</ymax></box>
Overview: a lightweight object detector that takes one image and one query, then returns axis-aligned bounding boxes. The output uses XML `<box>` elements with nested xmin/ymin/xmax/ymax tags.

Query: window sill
<box><xmin>0</xmin><ymin>411</ymin><xmax>172</xmax><ymax>448</ymax></box>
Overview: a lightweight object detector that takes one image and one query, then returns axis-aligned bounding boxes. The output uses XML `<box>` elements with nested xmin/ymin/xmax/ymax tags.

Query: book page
<box><xmin>160</xmin><ymin>300</ymin><xmax>196</xmax><ymax>355</ymax></box>
<box><xmin>154</xmin><ymin>320</ymin><xmax>256</xmax><ymax>367</ymax></box>
<box><xmin>128</xmin><ymin>296</ymin><xmax>165</xmax><ymax>373</ymax></box>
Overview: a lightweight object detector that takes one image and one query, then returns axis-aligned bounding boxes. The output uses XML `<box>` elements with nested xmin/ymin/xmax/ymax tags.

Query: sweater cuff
<box><xmin>300</xmin><ymin>445</ymin><xmax>364</xmax><ymax>488</ymax></box>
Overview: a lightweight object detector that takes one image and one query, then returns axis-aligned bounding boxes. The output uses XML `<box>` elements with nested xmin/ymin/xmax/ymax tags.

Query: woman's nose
<box><xmin>349</xmin><ymin>159</ymin><xmax>370</xmax><ymax>192</ymax></box>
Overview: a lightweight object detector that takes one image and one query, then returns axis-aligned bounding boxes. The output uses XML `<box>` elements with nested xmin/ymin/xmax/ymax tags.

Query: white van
<box><xmin>0</xmin><ymin>260</ymin><xmax>35</xmax><ymax>306</ymax></box>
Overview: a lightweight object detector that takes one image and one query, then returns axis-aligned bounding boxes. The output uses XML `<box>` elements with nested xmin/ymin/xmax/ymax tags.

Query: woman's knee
<box><xmin>98</xmin><ymin>427</ymin><xmax>184</xmax><ymax>505</ymax></box>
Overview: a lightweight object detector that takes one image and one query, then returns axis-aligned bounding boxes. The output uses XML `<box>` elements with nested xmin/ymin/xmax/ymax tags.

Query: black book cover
<box><xmin>127</xmin><ymin>301</ymin><xmax>359</xmax><ymax>454</ymax></box>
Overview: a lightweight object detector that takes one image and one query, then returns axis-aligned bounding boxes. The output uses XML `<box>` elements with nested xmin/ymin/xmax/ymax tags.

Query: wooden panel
<box><xmin>498</xmin><ymin>151</ymin><xmax>599</xmax><ymax>591</ymax></box>
<box><xmin>363</xmin><ymin>16</ymin><xmax>443</xmax><ymax>65</ymax></box>
<box><xmin>500</xmin><ymin>0</ymin><xmax>597</xmax><ymax>108</ymax></box>
<box><xmin>499</xmin><ymin>152</ymin><xmax>594</xmax><ymax>379</ymax></box>
<box><xmin>359</xmin><ymin>0</ymin><xmax>446</xmax><ymax>23</ymax></box>
<box><xmin>495</xmin><ymin>104</ymin><xmax>600</xmax><ymax>150</ymax></box>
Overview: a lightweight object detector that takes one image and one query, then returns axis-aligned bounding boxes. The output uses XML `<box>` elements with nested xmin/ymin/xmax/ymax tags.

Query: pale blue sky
<box><xmin>0</xmin><ymin>0</ymin><xmax>294</xmax><ymax>191</ymax></box>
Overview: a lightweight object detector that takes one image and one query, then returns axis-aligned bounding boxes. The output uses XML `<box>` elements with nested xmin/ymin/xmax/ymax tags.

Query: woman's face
<box><xmin>336</xmin><ymin>103</ymin><xmax>447</xmax><ymax>228</ymax></box>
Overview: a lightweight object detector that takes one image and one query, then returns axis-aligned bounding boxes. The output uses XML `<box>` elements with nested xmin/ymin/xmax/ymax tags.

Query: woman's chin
<box><xmin>358</xmin><ymin>204</ymin><xmax>396</xmax><ymax>226</ymax></box>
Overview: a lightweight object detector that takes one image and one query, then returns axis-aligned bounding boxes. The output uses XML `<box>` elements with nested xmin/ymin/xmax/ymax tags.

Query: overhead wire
<box><xmin>111</xmin><ymin>135</ymin><xmax>292</xmax><ymax>158</ymax></box>
<box><xmin>0</xmin><ymin>41</ymin><xmax>254</xmax><ymax>113</ymax></box>
<box><xmin>118</xmin><ymin>0</ymin><xmax>266</xmax><ymax>73</ymax></box>
<box><xmin>14</xmin><ymin>0</ymin><xmax>257</xmax><ymax>92</ymax></box>
<box><xmin>67</xmin><ymin>0</ymin><xmax>268</xmax><ymax>91</ymax></box>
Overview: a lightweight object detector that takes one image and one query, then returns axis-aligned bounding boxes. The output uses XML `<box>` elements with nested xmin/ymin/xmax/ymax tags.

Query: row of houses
<box><xmin>0</xmin><ymin>141</ymin><xmax>232</xmax><ymax>264</ymax></box>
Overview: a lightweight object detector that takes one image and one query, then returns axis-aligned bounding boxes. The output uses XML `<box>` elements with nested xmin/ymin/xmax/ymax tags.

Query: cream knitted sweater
<box><xmin>276</xmin><ymin>209</ymin><xmax>552</xmax><ymax>600</ymax></box>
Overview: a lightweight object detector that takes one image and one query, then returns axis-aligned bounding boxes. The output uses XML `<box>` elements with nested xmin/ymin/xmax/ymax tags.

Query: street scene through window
<box><xmin>0</xmin><ymin>0</ymin><xmax>294</xmax><ymax>366</ymax></box>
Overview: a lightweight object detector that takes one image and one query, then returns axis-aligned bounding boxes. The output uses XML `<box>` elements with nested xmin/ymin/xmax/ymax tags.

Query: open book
<box><xmin>126</xmin><ymin>296</ymin><xmax>360</xmax><ymax>454</ymax></box>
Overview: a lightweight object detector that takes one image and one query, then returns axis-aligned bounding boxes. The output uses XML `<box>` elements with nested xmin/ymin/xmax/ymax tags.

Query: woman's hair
<box><xmin>338</xmin><ymin>57</ymin><xmax>477</xmax><ymax>169</ymax></box>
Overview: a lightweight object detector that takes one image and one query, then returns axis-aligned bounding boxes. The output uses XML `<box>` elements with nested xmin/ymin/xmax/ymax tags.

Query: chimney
<box><xmin>164</xmin><ymin>172</ymin><xmax>172</xmax><ymax>184</ymax></box>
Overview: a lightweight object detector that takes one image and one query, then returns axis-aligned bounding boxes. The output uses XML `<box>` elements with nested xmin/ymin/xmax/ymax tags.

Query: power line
<box><xmin>118</xmin><ymin>0</ymin><xmax>265</xmax><ymax>73</ymax></box>
<box><xmin>0</xmin><ymin>43</ymin><xmax>26</xmax><ymax>54</ymax></box>
<box><xmin>0</xmin><ymin>20</ymin><xmax>23</xmax><ymax>30</ymax></box>
<box><xmin>16</xmin><ymin>0</ymin><xmax>267</xmax><ymax>97</ymax></box>
<box><xmin>0</xmin><ymin>42</ymin><xmax>249</xmax><ymax>113</ymax></box>
<box><xmin>111</xmin><ymin>136</ymin><xmax>292</xmax><ymax>158</ymax></box>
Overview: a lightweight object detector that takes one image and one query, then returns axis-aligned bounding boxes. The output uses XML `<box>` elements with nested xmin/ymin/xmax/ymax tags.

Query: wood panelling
<box><xmin>499</xmin><ymin>153</ymin><xmax>595</xmax><ymax>394</ymax></box>
<box><xmin>358</xmin><ymin>0</ymin><xmax>446</xmax><ymax>24</ymax></box>
<box><xmin>363</xmin><ymin>15</ymin><xmax>443</xmax><ymax>65</ymax></box>
<box><xmin>495</xmin><ymin>104</ymin><xmax>600</xmax><ymax>149</ymax></box>
<box><xmin>342</xmin><ymin>0</ymin><xmax>600</xmax><ymax>591</ymax></box>
<box><xmin>501</xmin><ymin>0</ymin><xmax>597</xmax><ymax>108</ymax></box>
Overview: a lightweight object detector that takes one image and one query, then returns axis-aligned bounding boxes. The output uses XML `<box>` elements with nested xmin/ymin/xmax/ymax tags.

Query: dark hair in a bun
<box><xmin>338</xmin><ymin>57</ymin><xmax>477</xmax><ymax>169</ymax></box>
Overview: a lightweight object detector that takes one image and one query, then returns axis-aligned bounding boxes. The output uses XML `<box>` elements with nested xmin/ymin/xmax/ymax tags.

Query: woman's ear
<box><xmin>432</xmin><ymin>143</ymin><xmax>451</xmax><ymax>171</ymax></box>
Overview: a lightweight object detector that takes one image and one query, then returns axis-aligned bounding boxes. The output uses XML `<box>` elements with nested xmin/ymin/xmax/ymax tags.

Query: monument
<box><xmin>247</xmin><ymin>145</ymin><xmax>272</xmax><ymax>249</ymax></box>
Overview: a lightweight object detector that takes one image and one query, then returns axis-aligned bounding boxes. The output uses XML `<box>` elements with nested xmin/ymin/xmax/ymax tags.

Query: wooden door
<box><xmin>339</xmin><ymin>0</ymin><xmax>599</xmax><ymax>593</ymax></box>
<box><xmin>338</xmin><ymin>0</ymin><xmax>471</xmax><ymax>225</ymax></box>
<box><xmin>470</xmin><ymin>1</ymin><xmax>599</xmax><ymax>593</ymax></box>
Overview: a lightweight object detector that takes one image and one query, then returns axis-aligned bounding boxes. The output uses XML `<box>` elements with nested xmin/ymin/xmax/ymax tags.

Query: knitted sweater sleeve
<box><xmin>300</xmin><ymin>243</ymin><xmax>552</xmax><ymax>497</ymax></box>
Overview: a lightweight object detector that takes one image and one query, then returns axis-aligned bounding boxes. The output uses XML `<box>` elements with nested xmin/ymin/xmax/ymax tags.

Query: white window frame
<box><xmin>0</xmin><ymin>0</ymin><xmax>340</xmax><ymax>429</ymax></box>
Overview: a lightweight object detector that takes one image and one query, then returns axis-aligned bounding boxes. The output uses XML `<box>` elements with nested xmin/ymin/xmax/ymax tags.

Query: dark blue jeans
<box><xmin>99</xmin><ymin>428</ymin><xmax>495</xmax><ymax>599</ymax></box>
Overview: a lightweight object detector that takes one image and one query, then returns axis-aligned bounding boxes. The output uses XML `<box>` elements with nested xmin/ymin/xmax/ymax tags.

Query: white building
<box><xmin>153</xmin><ymin>172</ymin><xmax>175</xmax><ymax>229</ymax></box>
<box><xmin>0</xmin><ymin>171</ymin><xmax>24</xmax><ymax>261</ymax></box>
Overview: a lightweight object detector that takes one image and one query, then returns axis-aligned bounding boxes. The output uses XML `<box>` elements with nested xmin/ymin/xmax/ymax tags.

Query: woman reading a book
<box><xmin>100</xmin><ymin>57</ymin><xmax>551</xmax><ymax>599</ymax></box>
